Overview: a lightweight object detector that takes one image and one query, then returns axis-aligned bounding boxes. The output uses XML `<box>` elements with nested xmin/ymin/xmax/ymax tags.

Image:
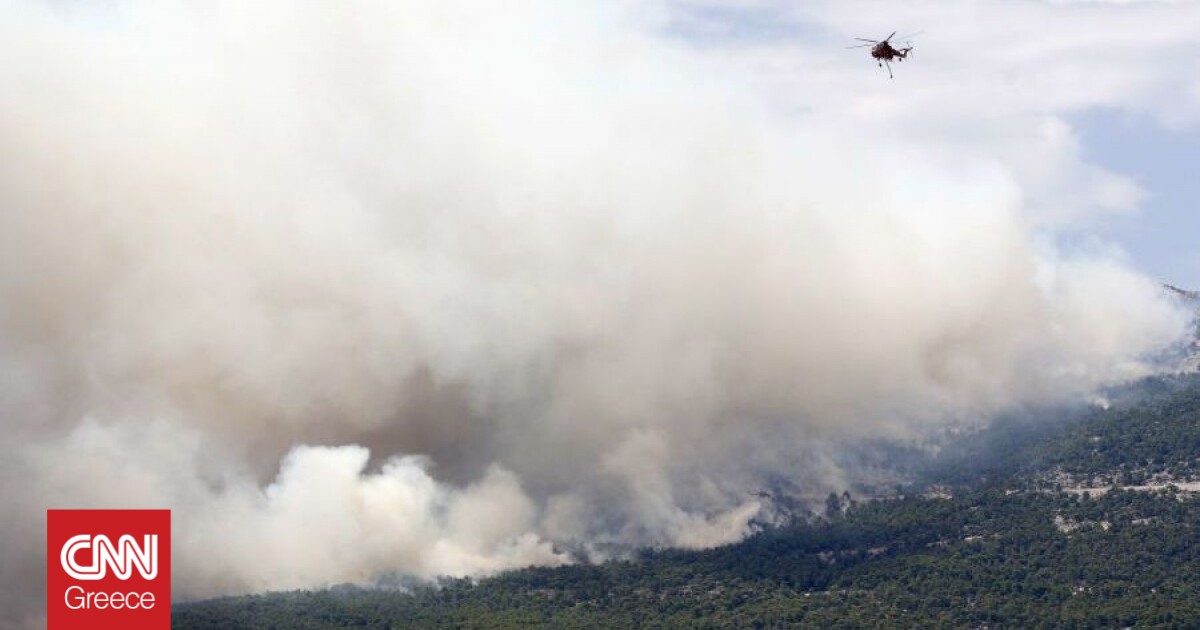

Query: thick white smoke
<box><xmin>0</xmin><ymin>1</ymin><xmax>1192</xmax><ymax>627</ymax></box>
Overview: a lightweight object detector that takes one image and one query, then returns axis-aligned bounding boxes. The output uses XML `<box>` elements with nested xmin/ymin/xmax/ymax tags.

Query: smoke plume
<box><xmin>0</xmin><ymin>1</ymin><xmax>1191</xmax><ymax>627</ymax></box>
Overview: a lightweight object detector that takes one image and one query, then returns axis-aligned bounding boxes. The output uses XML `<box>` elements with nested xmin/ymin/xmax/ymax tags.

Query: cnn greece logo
<box><xmin>47</xmin><ymin>509</ymin><xmax>171</xmax><ymax>630</ymax></box>
<box><xmin>60</xmin><ymin>533</ymin><xmax>158</xmax><ymax>580</ymax></box>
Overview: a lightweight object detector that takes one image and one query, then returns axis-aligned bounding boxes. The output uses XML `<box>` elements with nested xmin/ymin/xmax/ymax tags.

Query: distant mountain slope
<box><xmin>1165</xmin><ymin>284</ymin><xmax>1200</xmax><ymax>301</ymax></box>
<box><xmin>174</xmin><ymin>374</ymin><xmax>1200</xmax><ymax>629</ymax></box>
<box><xmin>1165</xmin><ymin>284</ymin><xmax>1200</xmax><ymax>373</ymax></box>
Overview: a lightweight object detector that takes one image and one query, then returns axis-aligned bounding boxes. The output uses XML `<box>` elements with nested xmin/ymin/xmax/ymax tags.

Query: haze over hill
<box><xmin>2</xmin><ymin>2</ymin><xmax>1199</xmax><ymax>628</ymax></box>
<box><xmin>171</xmin><ymin>372</ymin><xmax>1200</xmax><ymax>628</ymax></box>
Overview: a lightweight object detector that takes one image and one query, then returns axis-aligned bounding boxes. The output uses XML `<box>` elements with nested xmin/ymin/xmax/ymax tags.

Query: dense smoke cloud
<box><xmin>0</xmin><ymin>1</ymin><xmax>1191</xmax><ymax>627</ymax></box>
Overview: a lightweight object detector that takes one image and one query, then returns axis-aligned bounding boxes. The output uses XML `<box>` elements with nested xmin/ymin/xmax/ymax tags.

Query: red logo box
<box><xmin>47</xmin><ymin>510</ymin><xmax>171</xmax><ymax>630</ymax></box>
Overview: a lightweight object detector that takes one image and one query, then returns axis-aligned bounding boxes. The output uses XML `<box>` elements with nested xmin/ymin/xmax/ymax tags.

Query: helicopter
<box><xmin>848</xmin><ymin>31</ymin><xmax>913</xmax><ymax>79</ymax></box>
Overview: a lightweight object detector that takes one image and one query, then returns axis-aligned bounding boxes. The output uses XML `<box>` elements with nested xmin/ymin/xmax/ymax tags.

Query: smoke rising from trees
<box><xmin>0</xmin><ymin>1</ymin><xmax>1190</xmax><ymax>627</ymax></box>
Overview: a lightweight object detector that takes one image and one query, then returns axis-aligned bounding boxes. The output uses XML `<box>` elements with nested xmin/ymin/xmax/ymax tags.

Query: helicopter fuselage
<box><xmin>871</xmin><ymin>42</ymin><xmax>909</xmax><ymax>61</ymax></box>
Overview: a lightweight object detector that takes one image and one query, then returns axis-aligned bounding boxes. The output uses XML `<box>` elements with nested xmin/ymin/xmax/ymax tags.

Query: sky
<box><xmin>1078</xmin><ymin>108</ymin><xmax>1200</xmax><ymax>287</ymax></box>
<box><xmin>0</xmin><ymin>1</ymin><xmax>1198</xmax><ymax>628</ymax></box>
<box><xmin>663</xmin><ymin>0</ymin><xmax>1200</xmax><ymax>286</ymax></box>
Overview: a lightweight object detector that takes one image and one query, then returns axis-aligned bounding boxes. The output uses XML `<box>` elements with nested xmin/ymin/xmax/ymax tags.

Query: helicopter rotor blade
<box><xmin>846</xmin><ymin>43</ymin><xmax>873</xmax><ymax>48</ymax></box>
<box><xmin>854</xmin><ymin>38</ymin><xmax>879</xmax><ymax>43</ymax></box>
<box><xmin>884</xmin><ymin>31</ymin><xmax>896</xmax><ymax>42</ymax></box>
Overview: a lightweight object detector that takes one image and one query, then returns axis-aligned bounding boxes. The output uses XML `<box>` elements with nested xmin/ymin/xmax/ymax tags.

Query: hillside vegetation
<box><xmin>174</xmin><ymin>374</ymin><xmax>1200</xmax><ymax>629</ymax></box>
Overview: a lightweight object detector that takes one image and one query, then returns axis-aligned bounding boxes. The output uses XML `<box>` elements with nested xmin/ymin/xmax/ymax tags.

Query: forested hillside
<box><xmin>174</xmin><ymin>373</ymin><xmax>1200</xmax><ymax>629</ymax></box>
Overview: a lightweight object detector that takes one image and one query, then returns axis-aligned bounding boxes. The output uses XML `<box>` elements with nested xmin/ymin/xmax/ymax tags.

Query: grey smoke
<box><xmin>0</xmin><ymin>1</ymin><xmax>1190</xmax><ymax>627</ymax></box>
